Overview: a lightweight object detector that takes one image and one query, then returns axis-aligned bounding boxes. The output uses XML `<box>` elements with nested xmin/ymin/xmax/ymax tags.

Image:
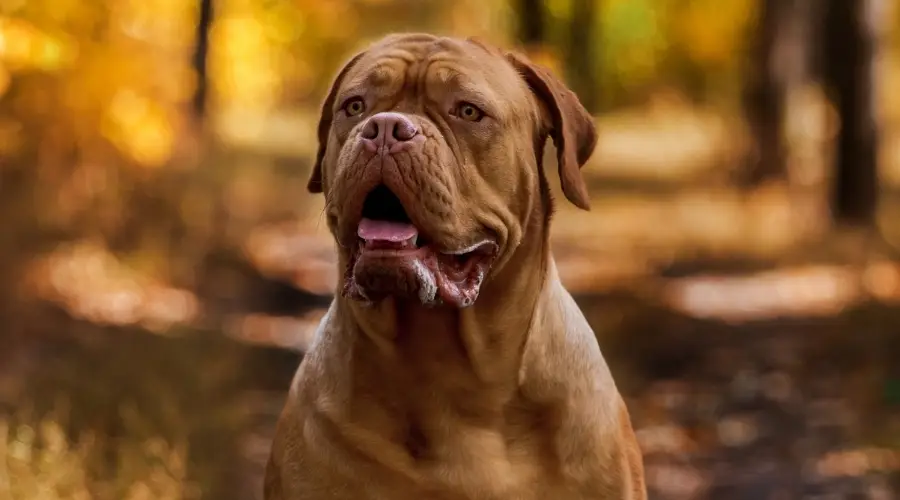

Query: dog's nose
<box><xmin>361</xmin><ymin>112</ymin><xmax>419</xmax><ymax>149</ymax></box>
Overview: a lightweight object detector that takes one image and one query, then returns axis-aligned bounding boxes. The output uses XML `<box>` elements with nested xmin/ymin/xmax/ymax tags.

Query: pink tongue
<box><xmin>357</xmin><ymin>218</ymin><xmax>418</xmax><ymax>242</ymax></box>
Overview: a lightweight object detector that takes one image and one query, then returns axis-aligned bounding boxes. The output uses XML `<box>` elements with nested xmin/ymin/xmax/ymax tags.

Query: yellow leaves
<box><xmin>599</xmin><ymin>0</ymin><xmax>667</xmax><ymax>88</ymax></box>
<box><xmin>527</xmin><ymin>46</ymin><xmax>564</xmax><ymax>78</ymax></box>
<box><xmin>101</xmin><ymin>90</ymin><xmax>175</xmax><ymax>168</ymax></box>
<box><xmin>120</xmin><ymin>436</ymin><xmax>191</xmax><ymax>500</ymax></box>
<box><xmin>0</xmin><ymin>16</ymin><xmax>76</xmax><ymax>72</ymax></box>
<box><xmin>214</xmin><ymin>17</ymin><xmax>268</xmax><ymax>58</ymax></box>
<box><xmin>32</xmin><ymin>36</ymin><xmax>68</xmax><ymax>70</ymax></box>
<box><xmin>15</xmin><ymin>0</ymin><xmax>207</xmax><ymax>154</ymax></box>
<box><xmin>0</xmin><ymin>18</ymin><xmax>38</xmax><ymax>67</ymax></box>
<box><xmin>158</xmin><ymin>64</ymin><xmax>197</xmax><ymax>105</ymax></box>
<box><xmin>1</xmin><ymin>413</ymin><xmax>194</xmax><ymax>500</ymax></box>
<box><xmin>1</xmin><ymin>418</ymin><xmax>93</xmax><ymax>500</ymax></box>
<box><xmin>305</xmin><ymin>2</ymin><xmax>357</xmax><ymax>41</ymax></box>
<box><xmin>115</xmin><ymin>0</ymin><xmax>196</xmax><ymax>50</ymax></box>
<box><xmin>545</xmin><ymin>0</ymin><xmax>571</xmax><ymax>21</ymax></box>
<box><xmin>0</xmin><ymin>5</ymin><xmax>194</xmax><ymax>169</ymax></box>
<box><xmin>674</xmin><ymin>0</ymin><xmax>754</xmax><ymax>67</ymax></box>
<box><xmin>262</xmin><ymin>3</ymin><xmax>305</xmax><ymax>44</ymax></box>
<box><xmin>448</xmin><ymin>0</ymin><xmax>508</xmax><ymax>43</ymax></box>
<box><xmin>207</xmin><ymin>1</ymin><xmax>359</xmax><ymax>112</ymax></box>
<box><xmin>209</xmin><ymin>16</ymin><xmax>282</xmax><ymax>110</ymax></box>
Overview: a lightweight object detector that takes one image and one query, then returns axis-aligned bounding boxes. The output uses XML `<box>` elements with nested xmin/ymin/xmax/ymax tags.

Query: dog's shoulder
<box><xmin>520</xmin><ymin>268</ymin><xmax>615</xmax><ymax>393</ymax></box>
<box><xmin>512</xmin><ymin>270</ymin><xmax>648</xmax><ymax>498</ymax></box>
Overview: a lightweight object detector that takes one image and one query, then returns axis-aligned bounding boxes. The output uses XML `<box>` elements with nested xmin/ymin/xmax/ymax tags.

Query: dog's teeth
<box><xmin>411</xmin><ymin>235</ymin><xmax>418</xmax><ymax>246</ymax></box>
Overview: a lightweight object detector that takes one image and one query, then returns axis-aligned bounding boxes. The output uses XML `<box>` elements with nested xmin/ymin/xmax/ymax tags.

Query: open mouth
<box><xmin>357</xmin><ymin>185</ymin><xmax>428</xmax><ymax>250</ymax></box>
<box><xmin>343</xmin><ymin>184</ymin><xmax>497</xmax><ymax>307</ymax></box>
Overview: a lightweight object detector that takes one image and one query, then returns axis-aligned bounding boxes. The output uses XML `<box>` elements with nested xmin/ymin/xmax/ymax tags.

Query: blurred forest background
<box><xmin>2</xmin><ymin>0</ymin><xmax>900</xmax><ymax>499</ymax></box>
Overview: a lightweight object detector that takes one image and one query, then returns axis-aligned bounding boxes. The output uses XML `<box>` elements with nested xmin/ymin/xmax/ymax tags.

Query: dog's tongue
<box><xmin>357</xmin><ymin>218</ymin><xmax>418</xmax><ymax>243</ymax></box>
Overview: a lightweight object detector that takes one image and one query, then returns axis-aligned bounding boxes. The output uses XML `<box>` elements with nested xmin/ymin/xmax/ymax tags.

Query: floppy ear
<box><xmin>307</xmin><ymin>51</ymin><xmax>366</xmax><ymax>194</ymax></box>
<box><xmin>506</xmin><ymin>52</ymin><xmax>597</xmax><ymax>210</ymax></box>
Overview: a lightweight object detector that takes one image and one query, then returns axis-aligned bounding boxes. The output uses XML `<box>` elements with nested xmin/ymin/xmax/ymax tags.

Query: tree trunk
<box><xmin>740</xmin><ymin>0</ymin><xmax>789</xmax><ymax>187</ymax></box>
<box><xmin>566</xmin><ymin>0</ymin><xmax>599</xmax><ymax>113</ymax></box>
<box><xmin>192</xmin><ymin>0</ymin><xmax>214</xmax><ymax>118</ymax></box>
<box><xmin>516</xmin><ymin>0</ymin><xmax>545</xmax><ymax>49</ymax></box>
<box><xmin>821</xmin><ymin>0</ymin><xmax>883</xmax><ymax>226</ymax></box>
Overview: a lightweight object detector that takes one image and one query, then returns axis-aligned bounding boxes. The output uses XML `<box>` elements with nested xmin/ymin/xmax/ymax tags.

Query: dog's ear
<box><xmin>307</xmin><ymin>51</ymin><xmax>366</xmax><ymax>194</ymax></box>
<box><xmin>506</xmin><ymin>52</ymin><xmax>597</xmax><ymax>210</ymax></box>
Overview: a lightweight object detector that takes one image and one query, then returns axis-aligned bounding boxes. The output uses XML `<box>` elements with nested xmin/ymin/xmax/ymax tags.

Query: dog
<box><xmin>265</xmin><ymin>33</ymin><xmax>647</xmax><ymax>500</ymax></box>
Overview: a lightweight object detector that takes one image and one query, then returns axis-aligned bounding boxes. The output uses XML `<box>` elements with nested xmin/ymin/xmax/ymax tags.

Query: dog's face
<box><xmin>308</xmin><ymin>34</ymin><xmax>596</xmax><ymax>307</ymax></box>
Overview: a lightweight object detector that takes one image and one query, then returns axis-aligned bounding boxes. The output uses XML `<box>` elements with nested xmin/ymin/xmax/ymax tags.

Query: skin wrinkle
<box><xmin>424</xmin><ymin>106</ymin><xmax>464</xmax><ymax>174</ymax></box>
<box><xmin>327</xmin><ymin>147</ymin><xmax>374</xmax><ymax>239</ymax></box>
<box><xmin>422</xmin><ymin>127</ymin><xmax>452</xmax><ymax>203</ymax></box>
<box><xmin>328</xmin><ymin>143</ymin><xmax>367</xmax><ymax>203</ymax></box>
<box><xmin>390</xmin><ymin>152</ymin><xmax>421</xmax><ymax>217</ymax></box>
<box><xmin>423</xmin><ymin>60</ymin><xmax>500</xmax><ymax>120</ymax></box>
<box><xmin>415</xmin><ymin>58</ymin><xmax>430</xmax><ymax>113</ymax></box>
<box><xmin>266</xmin><ymin>33</ymin><xmax>646</xmax><ymax>500</ymax></box>
<box><xmin>404</xmin><ymin>60</ymin><xmax>424</xmax><ymax>111</ymax></box>
<box><xmin>406</xmin><ymin>149</ymin><xmax>448</xmax><ymax>222</ymax></box>
<box><xmin>343</xmin><ymin>58</ymin><xmax>412</xmax><ymax>99</ymax></box>
<box><xmin>417</xmin><ymin>125</ymin><xmax>456</xmax><ymax>226</ymax></box>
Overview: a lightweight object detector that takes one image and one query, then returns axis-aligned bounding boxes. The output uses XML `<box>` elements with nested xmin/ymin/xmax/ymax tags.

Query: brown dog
<box><xmin>265</xmin><ymin>33</ymin><xmax>646</xmax><ymax>500</ymax></box>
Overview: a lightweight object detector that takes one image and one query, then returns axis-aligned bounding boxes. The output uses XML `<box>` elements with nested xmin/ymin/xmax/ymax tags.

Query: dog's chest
<box><xmin>310</xmin><ymin>420</ymin><xmax>561</xmax><ymax>500</ymax></box>
<box><xmin>410</xmin><ymin>426</ymin><xmax>546</xmax><ymax>499</ymax></box>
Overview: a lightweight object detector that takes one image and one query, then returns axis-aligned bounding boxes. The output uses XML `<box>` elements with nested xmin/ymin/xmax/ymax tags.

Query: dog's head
<box><xmin>309</xmin><ymin>33</ymin><xmax>596</xmax><ymax>307</ymax></box>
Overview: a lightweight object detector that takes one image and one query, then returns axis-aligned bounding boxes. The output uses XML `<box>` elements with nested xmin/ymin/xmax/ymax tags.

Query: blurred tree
<box><xmin>821</xmin><ymin>0</ymin><xmax>884</xmax><ymax>226</ymax></box>
<box><xmin>516</xmin><ymin>0</ymin><xmax>546</xmax><ymax>51</ymax></box>
<box><xmin>598</xmin><ymin>0</ymin><xmax>667</xmax><ymax>108</ymax></box>
<box><xmin>192</xmin><ymin>0</ymin><xmax>215</xmax><ymax>118</ymax></box>
<box><xmin>740</xmin><ymin>0</ymin><xmax>814</xmax><ymax>187</ymax></box>
<box><xmin>740</xmin><ymin>0</ymin><xmax>785</xmax><ymax>186</ymax></box>
<box><xmin>566</xmin><ymin>0</ymin><xmax>599</xmax><ymax>113</ymax></box>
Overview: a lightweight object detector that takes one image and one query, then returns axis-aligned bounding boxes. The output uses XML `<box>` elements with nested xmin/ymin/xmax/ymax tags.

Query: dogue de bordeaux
<box><xmin>265</xmin><ymin>33</ymin><xmax>647</xmax><ymax>500</ymax></box>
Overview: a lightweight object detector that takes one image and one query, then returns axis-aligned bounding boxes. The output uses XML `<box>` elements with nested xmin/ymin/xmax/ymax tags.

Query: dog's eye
<box><xmin>342</xmin><ymin>97</ymin><xmax>366</xmax><ymax>117</ymax></box>
<box><xmin>455</xmin><ymin>102</ymin><xmax>484</xmax><ymax>122</ymax></box>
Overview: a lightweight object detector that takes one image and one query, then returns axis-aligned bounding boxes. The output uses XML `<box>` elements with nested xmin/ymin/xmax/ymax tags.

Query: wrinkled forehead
<box><xmin>336</xmin><ymin>35</ymin><xmax>532</xmax><ymax>118</ymax></box>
